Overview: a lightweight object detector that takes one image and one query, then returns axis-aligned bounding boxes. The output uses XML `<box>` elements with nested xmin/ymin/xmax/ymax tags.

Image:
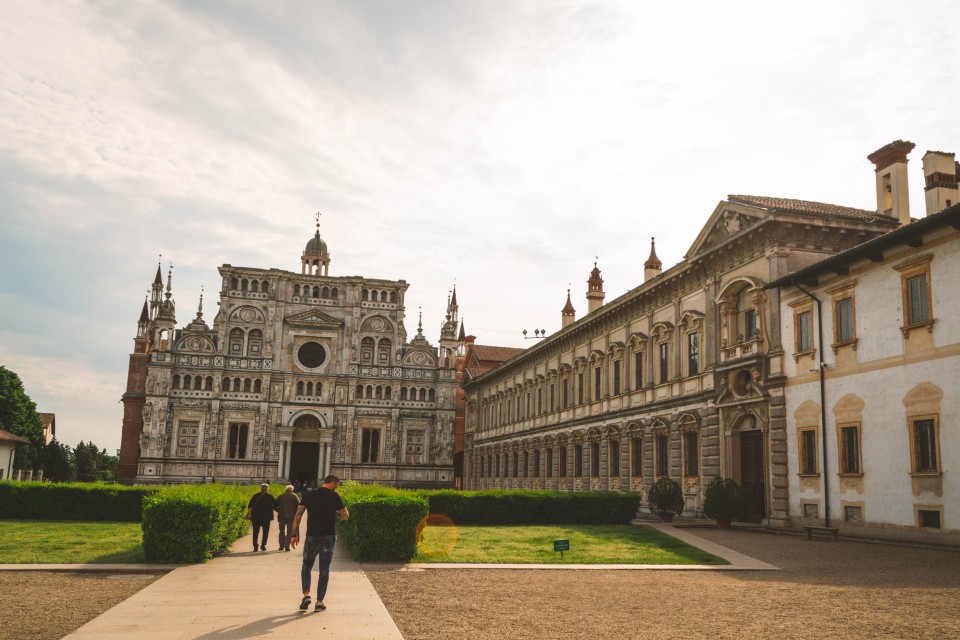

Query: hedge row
<box><xmin>142</xmin><ymin>484</ymin><xmax>251</xmax><ymax>563</ymax></box>
<box><xmin>0</xmin><ymin>481</ymin><xmax>159</xmax><ymax>521</ymax></box>
<box><xmin>337</xmin><ymin>483</ymin><xmax>428</xmax><ymax>562</ymax></box>
<box><xmin>418</xmin><ymin>489</ymin><xmax>642</xmax><ymax>525</ymax></box>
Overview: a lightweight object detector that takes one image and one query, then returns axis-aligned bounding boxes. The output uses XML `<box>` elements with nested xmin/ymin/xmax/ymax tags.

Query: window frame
<box><xmin>798</xmin><ymin>428</ymin><xmax>819</xmax><ymax>476</ymax></box>
<box><xmin>895</xmin><ymin>255</ymin><xmax>935</xmax><ymax>336</ymax></box>
<box><xmin>683</xmin><ymin>430</ymin><xmax>699</xmax><ymax>477</ymax></box>
<box><xmin>687</xmin><ymin>332</ymin><xmax>699</xmax><ymax>377</ymax></box>
<box><xmin>910</xmin><ymin>416</ymin><xmax>941</xmax><ymax>474</ymax></box>
<box><xmin>838</xmin><ymin>423</ymin><xmax>862</xmax><ymax>475</ymax></box>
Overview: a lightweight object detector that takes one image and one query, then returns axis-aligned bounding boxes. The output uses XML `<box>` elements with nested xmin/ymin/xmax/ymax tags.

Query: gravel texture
<box><xmin>0</xmin><ymin>571</ymin><xmax>158</xmax><ymax>640</ymax></box>
<box><xmin>3</xmin><ymin>529</ymin><xmax>958</xmax><ymax>640</ymax></box>
<box><xmin>366</xmin><ymin>528</ymin><xmax>960</xmax><ymax>640</ymax></box>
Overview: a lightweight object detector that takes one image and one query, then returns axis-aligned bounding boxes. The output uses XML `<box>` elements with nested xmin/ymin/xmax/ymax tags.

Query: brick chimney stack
<box><xmin>867</xmin><ymin>140</ymin><xmax>915</xmax><ymax>225</ymax></box>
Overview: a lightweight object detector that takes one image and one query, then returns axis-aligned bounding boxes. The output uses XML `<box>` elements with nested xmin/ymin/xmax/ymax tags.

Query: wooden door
<box><xmin>739</xmin><ymin>430</ymin><xmax>765</xmax><ymax>522</ymax></box>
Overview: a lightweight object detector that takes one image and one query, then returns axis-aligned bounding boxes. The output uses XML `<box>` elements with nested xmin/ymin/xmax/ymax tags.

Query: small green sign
<box><xmin>553</xmin><ymin>539</ymin><xmax>570</xmax><ymax>552</ymax></box>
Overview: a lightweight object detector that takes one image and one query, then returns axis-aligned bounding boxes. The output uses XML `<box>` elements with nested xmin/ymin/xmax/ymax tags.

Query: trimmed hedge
<box><xmin>0</xmin><ymin>481</ymin><xmax>159</xmax><ymax>521</ymax></box>
<box><xmin>337</xmin><ymin>483</ymin><xmax>428</xmax><ymax>562</ymax></box>
<box><xmin>418</xmin><ymin>489</ymin><xmax>642</xmax><ymax>525</ymax></box>
<box><xmin>142</xmin><ymin>484</ymin><xmax>250</xmax><ymax>563</ymax></box>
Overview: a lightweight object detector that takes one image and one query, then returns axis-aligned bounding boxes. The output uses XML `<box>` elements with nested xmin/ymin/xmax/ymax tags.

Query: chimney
<box><xmin>922</xmin><ymin>150</ymin><xmax>959</xmax><ymax>216</ymax></box>
<box><xmin>561</xmin><ymin>290</ymin><xmax>576</xmax><ymax>328</ymax></box>
<box><xmin>867</xmin><ymin>140</ymin><xmax>915</xmax><ymax>225</ymax></box>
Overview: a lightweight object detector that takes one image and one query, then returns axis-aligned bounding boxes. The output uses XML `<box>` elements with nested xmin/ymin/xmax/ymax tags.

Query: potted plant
<box><xmin>703</xmin><ymin>476</ymin><xmax>748</xmax><ymax>529</ymax></box>
<box><xmin>647</xmin><ymin>477</ymin><xmax>685</xmax><ymax>522</ymax></box>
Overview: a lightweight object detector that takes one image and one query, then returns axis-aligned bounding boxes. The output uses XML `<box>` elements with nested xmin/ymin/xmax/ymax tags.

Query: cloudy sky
<box><xmin>2</xmin><ymin>0</ymin><xmax>958</xmax><ymax>451</ymax></box>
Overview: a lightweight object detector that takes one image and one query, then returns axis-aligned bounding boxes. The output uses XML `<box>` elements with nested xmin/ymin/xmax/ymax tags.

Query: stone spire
<box><xmin>561</xmin><ymin>289</ymin><xmax>576</xmax><ymax>328</ymax></box>
<box><xmin>644</xmin><ymin>238</ymin><xmax>662</xmax><ymax>282</ymax></box>
<box><xmin>586</xmin><ymin>261</ymin><xmax>605</xmax><ymax>314</ymax></box>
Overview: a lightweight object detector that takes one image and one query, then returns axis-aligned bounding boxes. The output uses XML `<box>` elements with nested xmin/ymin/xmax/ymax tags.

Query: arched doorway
<box><xmin>289</xmin><ymin>414</ymin><xmax>321</xmax><ymax>484</ymax></box>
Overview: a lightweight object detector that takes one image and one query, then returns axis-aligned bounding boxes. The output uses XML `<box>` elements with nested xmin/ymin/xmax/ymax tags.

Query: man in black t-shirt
<box><xmin>290</xmin><ymin>475</ymin><xmax>349</xmax><ymax>612</ymax></box>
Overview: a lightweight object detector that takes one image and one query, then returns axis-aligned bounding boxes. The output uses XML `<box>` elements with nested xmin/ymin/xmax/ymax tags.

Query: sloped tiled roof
<box><xmin>471</xmin><ymin>345</ymin><xmax>526</xmax><ymax>363</ymax></box>
<box><xmin>728</xmin><ymin>195</ymin><xmax>880</xmax><ymax>221</ymax></box>
<box><xmin>0</xmin><ymin>428</ymin><xmax>29</xmax><ymax>444</ymax></box>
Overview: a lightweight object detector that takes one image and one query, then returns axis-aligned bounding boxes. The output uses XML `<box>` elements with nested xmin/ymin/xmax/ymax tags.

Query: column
<box><xmin>283</xmin><ymin>441</ymin><xmax>292</xmax><ymax>479</ymax></box>
<box><xmin>316</xmin><ymin>444</ymin><xmax>324</xmax><ymax>482</ymax></box>
<box><xmin>277</xmin><ymin>441</ymin><xmax>285</xmax><ymax>479</ymax></box>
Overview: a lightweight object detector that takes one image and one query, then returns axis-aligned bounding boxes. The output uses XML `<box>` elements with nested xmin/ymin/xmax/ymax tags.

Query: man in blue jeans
<box><xmin>290</xmin><ymin>475</ymin><xmax>349</xmax><ymax>612</ymax></box>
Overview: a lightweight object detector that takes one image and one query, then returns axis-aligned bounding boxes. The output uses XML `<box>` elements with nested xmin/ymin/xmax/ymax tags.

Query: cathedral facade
<box><xmin>118</xmin><ymin>224</ymin><xmax>458</xmax><ymax>487</ymax></box>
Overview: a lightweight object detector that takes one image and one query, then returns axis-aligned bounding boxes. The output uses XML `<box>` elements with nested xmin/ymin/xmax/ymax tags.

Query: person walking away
<box><xmin>275</xmin><ymin>484</ymin><xmax>300</xmax><ymax>551</ymax></box>
<box><xmin>290</xmin><ymin>474</ymin><xmax>349</xmax><ymax>612</ymax></box>
<box><xmin>247</xmin><ymin>483</ymin><xmax>278</xmax><ymax>552</ymax></box>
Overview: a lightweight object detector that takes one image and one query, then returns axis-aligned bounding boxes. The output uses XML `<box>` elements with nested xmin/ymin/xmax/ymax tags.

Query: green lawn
<box><xmin>414</xmin><ymin>524</ymin><xmax>727</xmax><ymax>565</ymax></box>
<box><xmin>0</xmin><ymin>520</ymin><xmax>145</xmax><ymax>564</ymax></box>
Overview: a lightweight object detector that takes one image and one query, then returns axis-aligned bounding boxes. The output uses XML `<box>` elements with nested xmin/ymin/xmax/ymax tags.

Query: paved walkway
<box><xmin>62</xmin><ymin>531</ymin><xmax>404</xmax><ymax>640</ymax></box>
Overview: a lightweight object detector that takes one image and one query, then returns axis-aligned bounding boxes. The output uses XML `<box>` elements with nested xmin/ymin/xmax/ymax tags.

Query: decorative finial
<box><xmin>315</xmin><ymin>211</ymin><xmax>321</xmax><ymax>229</ymax></box>
<box><xmin>165</xmin><ymin>263</ymin><xmax>173</xmax><ymax>297</ymax></box>
<box><xmin>418</xmin><ymin>306</ymin><xmax>423</xmax><ymax>333</ymax></box>
<box><xmin>197</xmin><ymin>286</ymin><xmax>204</xmax><ymax>318</ymax></box>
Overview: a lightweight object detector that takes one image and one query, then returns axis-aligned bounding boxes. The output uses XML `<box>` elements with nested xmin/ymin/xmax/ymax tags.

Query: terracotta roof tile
<box><xmin>0</xmin><ymin>428</ymin><xmax>30</xmax><ymax>444</ymax></box>
<box><xmin>728</xmin><ymin>195</ymin><xmax>880</xmax><ymax>221</ymax></box>
<box><xmin>471</xmin><ymin>345</ymin><xmax>526</xmax><ymax>363</ymax></box>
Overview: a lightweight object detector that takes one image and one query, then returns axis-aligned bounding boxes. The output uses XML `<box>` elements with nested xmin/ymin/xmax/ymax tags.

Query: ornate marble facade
<box><xmin>119</xmin><ymin>225</ymin><xmax>457</xmax><ymax>487</ymax></box>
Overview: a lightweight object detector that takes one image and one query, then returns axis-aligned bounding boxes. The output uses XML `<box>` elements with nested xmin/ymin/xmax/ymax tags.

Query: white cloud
<box><xmin>1</xmin><ymin>0</ymin><xmax>959</xmax><ymax>450</ymax></box>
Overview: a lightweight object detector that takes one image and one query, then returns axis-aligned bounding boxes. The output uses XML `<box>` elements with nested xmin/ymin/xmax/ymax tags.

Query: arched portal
<box><xmin>289</xmin><ymin>414</ymin><xmax>321</xmax><ymax>484</ymax></box>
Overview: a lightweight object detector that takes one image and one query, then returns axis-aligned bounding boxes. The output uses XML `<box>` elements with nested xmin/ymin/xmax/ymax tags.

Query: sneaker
<box><xmin>299</xmin><ymin>595</ymin><xmax>311</xmax><ymax>611</ymax></box>
<box><xmin>315</xmin><ymin>602</ymin><xmax>326</xmax><ymax>612</ymax></box>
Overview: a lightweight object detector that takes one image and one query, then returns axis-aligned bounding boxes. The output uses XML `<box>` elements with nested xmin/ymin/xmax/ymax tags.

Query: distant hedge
<box><xmin>417</xmin><ymin>489</ymin><xmax>642</xmax><ymax>525</ymax></box>
<box><xmin>142</xmin><ymin>484</ymin><xmax>251</xmax><ymax>563</ymax></box>
<box><xmin>0</xmin><ymin>481</ymin><xmax>159</xmax><ymax>521</ymax></box>
<box><xmin>337</xmin><ymin>483</ymin><xmax>428</xmax><ymax>562</ymax></box>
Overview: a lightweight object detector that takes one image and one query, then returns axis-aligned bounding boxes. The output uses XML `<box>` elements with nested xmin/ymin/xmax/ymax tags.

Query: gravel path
<box><xmin>366</xmin><ymin>528</ymin><xmax>960</xmax><ymax>640</ymax></box>
<box><xmin>0</xmin><ymin>572</ymin><xmax>158</xmax><ymax>640</ymax></box>
<box><xmin>3</xmin><ymin>529</ymin><xmax>958</xmax><ymax>640</ymax></box>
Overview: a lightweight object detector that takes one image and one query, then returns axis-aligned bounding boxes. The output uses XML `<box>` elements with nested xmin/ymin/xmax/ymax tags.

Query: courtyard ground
<box><xmin>366</xmin><ymin>527</ymin><xmax>960</xmax><ymax>640</ymax></box>
<box><xmin>3</xmin><ymin>527</ymin><xmax>959</xmax><ymax>639</ymax></box>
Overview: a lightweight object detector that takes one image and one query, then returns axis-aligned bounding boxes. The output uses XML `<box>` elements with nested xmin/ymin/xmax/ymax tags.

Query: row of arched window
<box><xmin>362</xmin><ymin>289</ymin><xmax>397</xmax><ymax>303</ymax></box>
<box><xmin>360</xmin><ymin>337</ymin><xmax>392</xmax><ymax>365</ymax></box>
<box><xmin>296</xmin><ymin>380</ymin><xmax>323</xmax><ymax>397</ymax></box>
<box><xmin>356</xmin><ymin>384</ymin><xmax>393</xmax><ymax>400</ymax></box>
<box><xmin>353</xmin><ymin>385</ymin><xmax>437</xmax><ymax>402</ymax></box>
<box><xmin>293</xmin><ymin>284</ymin><xmax>339</xmax><ymax>300</ymax></box>
<box><xmin>230</xmin><ymin>277</ymin><xmax>269</xmax><ymax>293</ymax></box>
<box><xmin>172</xmin><ymin>375</ymin><xmax>263</xmax><ymax>394</ymax></box>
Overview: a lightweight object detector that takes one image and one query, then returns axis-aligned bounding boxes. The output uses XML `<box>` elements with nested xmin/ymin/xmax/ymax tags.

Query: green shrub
<box><xmin>142</xmin><ymin>484</ymin><xmax>250</xmax><ymax>563</ymax></box>
<box><xmin>336</xmin><ymin>483</ymin><xmax>428</xmax><ymax>562</ymax></box>
<box><xmin>646</xmin><ymin>478</ymin><xmax>685</xmax><ymax>516</ymax></box>
<box><xmin>0</xmin><ymin>481</ymin><xmax>158</xmax><ymax>521</ymax></box>
<box><xmin>703</xmin><ymin>476</ymin><xmax>748</xmax><ymax>522</ymax></box>
<box><xmin>417</xmin><ymin>489</ymin><xmax>641</xmax><ymax>525</ymax></box>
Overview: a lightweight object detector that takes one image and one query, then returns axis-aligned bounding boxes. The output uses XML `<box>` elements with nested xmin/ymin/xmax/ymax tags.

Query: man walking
<box><xmin>247</xmin><ymin>483</ymin><xmax>278</xmax><ymax>552</ymax></box>
<box><xmin>290</xmin><ymin>474</ymin><xmax>349</xmax><ymax>612</ymax></box>
<box><xmin>275</xmin><ymin>484</ymin><xmax>300</xmax><ymax>551</ymax></box>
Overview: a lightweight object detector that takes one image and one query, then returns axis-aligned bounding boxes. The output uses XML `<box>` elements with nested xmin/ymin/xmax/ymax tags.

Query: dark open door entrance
<box><xmin>289</xmin><ymin>442</ymin><xmax>319</xmax><ymax>484</ymax></box>
<box><xmin>740</xmin><ymin>430</ymin><xmax>765</xmax><ymax>522</ymax></box>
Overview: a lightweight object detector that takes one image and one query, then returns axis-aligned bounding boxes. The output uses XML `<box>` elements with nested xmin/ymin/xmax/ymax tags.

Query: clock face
<box><xmin>297</xmin><ymin>341</ymin><xmax>326</xmax><ymax>369</ymax></box>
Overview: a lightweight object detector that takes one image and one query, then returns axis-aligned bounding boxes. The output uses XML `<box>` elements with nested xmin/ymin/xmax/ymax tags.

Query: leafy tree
<box><xmin>0</xmin><ymin>365</ymin><xmax>44</xmax><ymax>470</ymax></box>
<box><xmin>41</xmin><ymin>439</ymin><xmax>74</xmax><ymax>482</ymax></box>
<box><xmin>73</xmin><ymin>441</ymin><xmax>99</xmax><ymax>482</ymax></box>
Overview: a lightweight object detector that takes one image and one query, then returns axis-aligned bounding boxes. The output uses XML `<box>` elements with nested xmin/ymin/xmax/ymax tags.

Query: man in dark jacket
<box><xmin>275</xmin><ymin>484</ymin><xmax>300</xmax><ymax>551</ymax></box>
<box><xmin>247</xmin><ymin>483</ymin><xmax>278</xmax><ymax>552</ymax></box>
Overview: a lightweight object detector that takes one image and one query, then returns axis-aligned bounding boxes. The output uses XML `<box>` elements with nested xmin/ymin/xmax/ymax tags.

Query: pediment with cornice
<box><xmin>284</xmin><ymin>309</ymin><xmax>343</xmax><ymax>329</ymax></box>
<box><xmin>685</xmin><ymin>202</ymin><xmax>767</xmax><ymax>260</ymax></box>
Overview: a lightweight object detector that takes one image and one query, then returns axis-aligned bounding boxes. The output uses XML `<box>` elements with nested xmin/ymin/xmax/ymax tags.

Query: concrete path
<box><xmin>62</xmin><ymin>531</ymin><xmax>404</xmax><ymax>640</ymax></box>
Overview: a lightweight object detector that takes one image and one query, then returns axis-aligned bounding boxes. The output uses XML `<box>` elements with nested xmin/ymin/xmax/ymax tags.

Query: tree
<box><xmin>0</xmin><ymin>365</ymin><xmax>44</xmax><ymax>469</ymax></box>
<box><xmin>73</xmin><ymin>441</ymin><xmax>99</xmax><ymax>482</ymax></box>
<box><xmin>41</xmin><ymin>439</ymin><xmax>74</xmax><ymax>482</ymax></box>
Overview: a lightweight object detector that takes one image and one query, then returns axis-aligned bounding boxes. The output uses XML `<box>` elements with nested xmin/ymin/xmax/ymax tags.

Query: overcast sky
<box><xmin>2</xmin><ymin>0</ymin><xmax>958</xmax><ymax>451</ymax></box>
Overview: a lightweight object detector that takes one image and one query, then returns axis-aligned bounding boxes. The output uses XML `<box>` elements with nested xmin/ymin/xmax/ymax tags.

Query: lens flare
<box><xmin>416</xmin><ymin>514</ymin><xmax>458</xmax><ymax>559</ymax></box>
